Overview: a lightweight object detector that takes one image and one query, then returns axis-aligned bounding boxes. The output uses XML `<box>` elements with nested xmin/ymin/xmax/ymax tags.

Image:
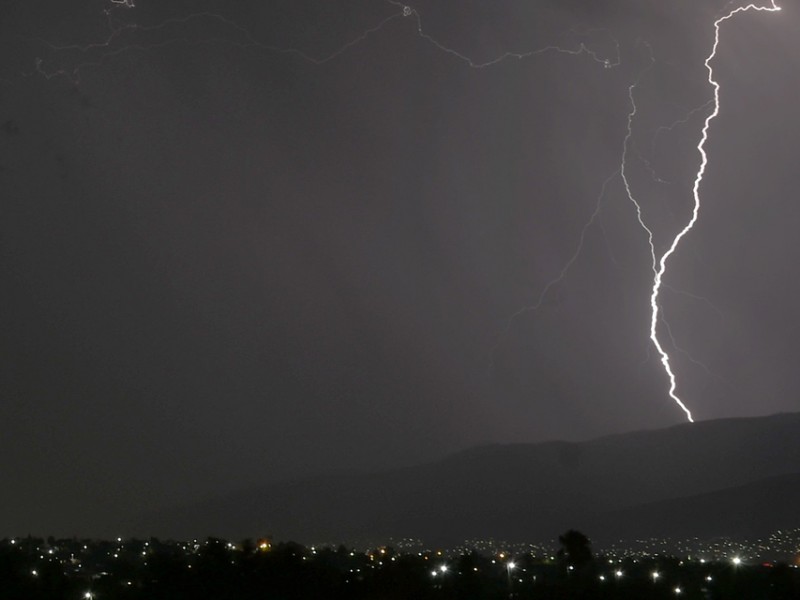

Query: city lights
<box><xmin>3</xmin><ymin>535</ymin><xmax>799</xmax><ymax>597</ymax></box>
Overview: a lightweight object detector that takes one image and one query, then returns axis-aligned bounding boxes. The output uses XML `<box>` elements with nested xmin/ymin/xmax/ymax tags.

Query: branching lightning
<box><xmin>623</xmin><ymin>1</ymin><xmax>781</xmax><ymax>422</ymax></box>
<box><xmin>21</xmin><ymin>0</ymin><xmax>784</xmax><ymax>424</ymax></box>
<box><xmin>489</xmin><ymin>169</ymin><xmax>621</xmax><ymax>371</ymax></box>
<box><xmin>29</xmin><ymin>1</ymin><xmax>620</xmax><ymax>84</ymax></box>
<box><xmin>387</xmin><ymin>2</ymin><xmax>620</xmax><ymax>70</ymax></box>
<box><xmin>27</xmin><ymin>1</ymin><xmax>623</xmax><ymax>377</ymax></box>
<box><xmin>29</xmin><ymin>2</ymin><xmax>410</xmax><ymax>83</ymax></box>
<box><xmin>649</xmin><ymin>100</ymin><xmax>714</xmax><ymax>157</ymax></box>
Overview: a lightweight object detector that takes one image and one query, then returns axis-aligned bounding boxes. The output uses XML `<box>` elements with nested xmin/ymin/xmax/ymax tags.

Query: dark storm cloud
<box><xmin>0</xmin><ymin>0</ymin><xmax>798</xmax><ymax>535</ymax></box>
<box><xmin>2</xmin><ymin>119</ymin><xmax>20</xmax><ymax>135</ymax></box>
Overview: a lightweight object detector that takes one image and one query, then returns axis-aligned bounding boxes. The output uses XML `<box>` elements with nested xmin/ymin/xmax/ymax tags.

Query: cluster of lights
<box><xmin>4</xmin><ymin>534</ymin><xmax>799</xmax><ymax>597</ymax></box>
<box><xmin>599</xmin><ymin>529</ymin><xmax>800</xmax><ymax>560</ymax></box>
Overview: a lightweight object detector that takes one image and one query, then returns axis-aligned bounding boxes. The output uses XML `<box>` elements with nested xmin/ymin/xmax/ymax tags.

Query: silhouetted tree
<box><xmin>558</xmin><ymin>529</ymin><xmax>592</xmax><ymax>568</ymax></box>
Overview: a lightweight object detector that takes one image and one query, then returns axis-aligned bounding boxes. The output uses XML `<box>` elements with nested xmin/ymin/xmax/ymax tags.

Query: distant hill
<box><xmin>588</xmin><ymin>471</ymin><xmax>800</xmax><ymax>542</ymax></box>
<box><xmin>133</xmin><ymin>412</ymin><xmax>800</xmax><ymax>544</ymax></box>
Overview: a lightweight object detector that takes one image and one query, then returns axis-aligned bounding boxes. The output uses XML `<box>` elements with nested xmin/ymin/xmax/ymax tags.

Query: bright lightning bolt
<box><xmin>626</xmin><ymin>1</ymin><xmax>781</xmax><ymax>423</ymax></box>
<box><xmin>21</xmin><ymin>0</ymin><xmax>784</xmax><ymax>426</ymax></box>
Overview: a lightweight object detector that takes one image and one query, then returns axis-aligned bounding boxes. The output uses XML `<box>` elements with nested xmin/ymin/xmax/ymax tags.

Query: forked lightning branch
<box><xmin>30</xmin><ymin>0</ymin><xmax>783</xmax><ymax>423</ymax></box>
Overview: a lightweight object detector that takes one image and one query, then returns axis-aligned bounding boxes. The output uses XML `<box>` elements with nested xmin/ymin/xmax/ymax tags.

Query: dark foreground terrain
<box><xmin>139</xmin><ymin>413</ymin><xmax>800</xmax><ymax>544</ymax></box>
<box><xmin>2</xmin><ymin>536</ymin><xmax>799</xmax><ymax>600</ymax></box>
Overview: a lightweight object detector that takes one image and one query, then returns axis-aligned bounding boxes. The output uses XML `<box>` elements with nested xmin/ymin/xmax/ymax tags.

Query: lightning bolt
<box><xmin>23</xmin><ymin>0</ymin><xmax>783</xmax><ymax>425</ymax></box>
<box><xmin>624</xmin><ymin>1</ymin><xmax>781</xmax><ymax>423</ymax></box>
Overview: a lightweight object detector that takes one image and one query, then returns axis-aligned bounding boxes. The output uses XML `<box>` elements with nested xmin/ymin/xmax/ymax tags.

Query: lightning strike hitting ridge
<box><xmin>20</xmin><ymin>0</ymin><xmax>785</xmax><ymax>426</ymax></box>
<box><xmin>634</xmin><ymin>1</ymin><xmax>781</xmax><ymax>423</ymax></box>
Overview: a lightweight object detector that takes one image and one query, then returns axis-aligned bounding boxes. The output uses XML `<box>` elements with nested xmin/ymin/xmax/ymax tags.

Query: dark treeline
<box><xmin>2</xmin><ymin>534</ymin><xmax>800</xmax><ymax>599</ymax></box>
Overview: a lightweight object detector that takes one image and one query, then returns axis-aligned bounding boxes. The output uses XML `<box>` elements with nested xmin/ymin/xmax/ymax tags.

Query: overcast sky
<box><xmin>1</xmin><ymin>0</ymin><xmax>798</xmax><ymax>535</ymax></box>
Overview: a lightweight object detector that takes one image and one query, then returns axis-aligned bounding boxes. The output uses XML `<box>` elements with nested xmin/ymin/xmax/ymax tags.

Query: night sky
<box><xmin>1</xmin><ymin>0</ymin><xmax>798</xmax><ymax>535</ymax></box>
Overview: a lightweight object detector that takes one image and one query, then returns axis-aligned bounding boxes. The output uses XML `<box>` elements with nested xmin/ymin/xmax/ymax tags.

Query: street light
<box><xmin>506</xmin><ymin>560</ymin><xmax>516</xmax><ymax>597</ymax></box>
